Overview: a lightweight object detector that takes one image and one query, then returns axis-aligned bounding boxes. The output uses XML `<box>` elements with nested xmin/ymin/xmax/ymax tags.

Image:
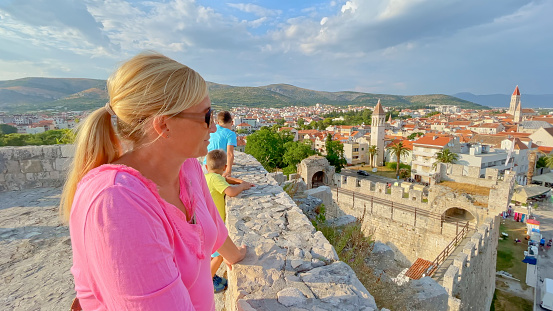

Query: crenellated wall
<box><xmin>329</xmin><ymin>168</ymin><xmax>510</xmax><ymax>311</ymax></box>
<box><xmin>441</xmin><ymin>217</ymin><xmax>499</xmax><ymax>311</ymax></box>
<box><xmin>331</xmin><ymin>175</ymin><xmax>465</xmax><ymax>265</ymax></box>
<box><xmin>0</xmin><ymin>145</ymin><xmax>73</xmax><ymax>192</ymax></box>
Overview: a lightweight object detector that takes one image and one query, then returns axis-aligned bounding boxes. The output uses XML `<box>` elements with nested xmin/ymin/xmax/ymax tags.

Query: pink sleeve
<box><xmin>83</xmin><ymin>184</ymin><xmax>195</xmax><ymax>310</ymax></box>
<box><xmin>191</xmin><ymin>159</ymin><xmax>228</xmax><ymax>252</ymax></box>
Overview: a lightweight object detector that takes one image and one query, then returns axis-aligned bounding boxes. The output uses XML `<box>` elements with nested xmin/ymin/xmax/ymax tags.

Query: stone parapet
<box><xmin>441</xmin><ymin>217</ymin><xmax>499</xmax><ymax>311</ymax></box>
<box><xmin>224</xmin><ymin>153</ymin><xmax>377</xmax><ymax>310</ymax></box>
<box><xmin>0</xmin><ymin>145</ymin><xmax>73</xmax><ymax>192</ymax></box>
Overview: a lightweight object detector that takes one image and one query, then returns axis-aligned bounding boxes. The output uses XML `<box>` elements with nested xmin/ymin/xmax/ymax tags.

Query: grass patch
<box><xmin>351</xmin><ymin>165</ymin><xmax>398</xmax><ymax>179</ymax></box>
<box><xmin>313</xmin><ymin>214</ymin><xmax>417</xmax><ymax>310</ymax></box>
<box><xmin>439</xmin><ymin>180</ymin><xmax>491</xmax><ymax>197</ymax></box>
<box><xmin>490</xmin><ymin>289</ymin><xmax>533</xmax><ymax>311</ymax></box>
<box><xmin>496</xmin><ymin>220</ymin><xmax>528</xmax><ymax>287</ymax></box>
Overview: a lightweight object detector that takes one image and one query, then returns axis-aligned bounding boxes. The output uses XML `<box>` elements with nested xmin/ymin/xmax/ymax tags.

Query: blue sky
<box><xmin>0</xmin><ymin>0</ymin><xmax>551</xmax><ymax>95</ymax></box>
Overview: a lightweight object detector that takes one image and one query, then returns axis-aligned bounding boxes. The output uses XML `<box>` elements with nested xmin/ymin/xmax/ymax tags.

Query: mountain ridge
<box><xmin>0</xmin><ymin>77</ymin><xmax>488</xmax><ymax>113</ymax></box>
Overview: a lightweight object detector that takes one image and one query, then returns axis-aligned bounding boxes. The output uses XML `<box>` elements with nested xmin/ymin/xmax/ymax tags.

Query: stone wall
<box><xmin>0</xmin><ymin>145</ymin><xmax>73</xmax><ymax>192</ymax></box>
<box><xmin>330</xmin><ymin>179</ymin><xmax>458</xmax><ymax>265</ymax></box>
<box><xmin>442</xmin><ymin>217</ymin><xmax>500</xmax><ymax>311</ymax></box>
<box><xmin>224</xmin><ymin>153</ymin><xmax>378</xmax><ymax>310</ymax></box>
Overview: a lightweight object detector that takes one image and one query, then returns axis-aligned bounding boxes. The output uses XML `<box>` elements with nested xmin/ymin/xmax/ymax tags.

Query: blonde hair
<box><xmin>60</xmin><ymin>52</ymin><xmax>208</xmax><ymax>222</ymax></box>
<box><xmin>206</xmin><ymin>149</ymin><xmax>227</xmax><ymax>171</ymax></box>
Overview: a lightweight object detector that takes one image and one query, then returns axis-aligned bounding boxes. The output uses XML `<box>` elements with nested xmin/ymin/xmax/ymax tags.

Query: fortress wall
<box><xmin>439</xmin><ymin>164</ymin><xmax>499</xmax><ymax>188</ymax></box>
<box><xmin>0</xmin><ymin>145</ymin><xmax>74</xmax><ymax>192</ymax></box>
<box><xmin>333</xmin><ymin>189</ymin><xmax>455</xmax><ymax>265</ymax></box>
<box><xmin>442</xmin><ymin>217</ymin><xmax>499</xmax><ymax>311</ymax></box>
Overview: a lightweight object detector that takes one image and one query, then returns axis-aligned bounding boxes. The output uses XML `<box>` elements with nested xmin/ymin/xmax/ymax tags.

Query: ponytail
<box><xmin>59</xmin><ymin>108</ymin><xmax>121</xmax><ymax>222</ymax></box>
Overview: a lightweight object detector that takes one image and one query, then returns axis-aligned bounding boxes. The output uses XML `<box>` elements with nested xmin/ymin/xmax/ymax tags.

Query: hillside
<box><xmin>0</xmin><ymin>77</ymin><xmax>485</xmax><ymax>113</ymax></box>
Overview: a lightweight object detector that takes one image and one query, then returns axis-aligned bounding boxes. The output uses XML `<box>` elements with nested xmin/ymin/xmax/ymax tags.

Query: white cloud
<box><xmin>226</xmin><ymin>3</ymin><xmax>281</xmax><ymax>17</ymax></box>
<box><xmin>0</xmin><ymin>0</ymin><xmax>551</xmax><ymax>95</ymax></box>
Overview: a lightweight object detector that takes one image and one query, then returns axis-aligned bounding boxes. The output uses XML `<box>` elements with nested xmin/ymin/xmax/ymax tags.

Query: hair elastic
<box><xmin>104</xmin><ymin>102</ymin><xmax>116</xmax><ymax>116</ymax></box>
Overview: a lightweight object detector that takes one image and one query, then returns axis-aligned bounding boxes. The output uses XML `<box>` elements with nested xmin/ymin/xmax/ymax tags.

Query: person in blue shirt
<box><xmin>206</xmin><ymin>111</ymin><xmax>237</xmax><ymax>177</ymax></box>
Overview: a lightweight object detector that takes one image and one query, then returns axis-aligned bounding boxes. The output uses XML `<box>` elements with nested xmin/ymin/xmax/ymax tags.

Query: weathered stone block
<box><xmin>43</xmin><ymin>145</ymin><xmax>62</xmax><ymax>159</ymax></box>
<box><xmin>54</xmin><ymin>158</ymin><xmax>71</xmax><ymax>172</ymax></box>
<box><xmin>410</xmin><ymin>277</ymin><xmax>448</xmax><ymax>311</ymax></box>
<box><xmin>20</xmin><ymin>160</ymin><xmax>43</xmax><ymax>173</ymax></box>
<box><xmin>277</xmin><ymin>287</ymin><xmax>307</xmax><ymax>307</ymax></box>
<box><xmin>13</xmin><ymin>146</ymin><xmax>42</xmax><ymax>159</ymax></box>
<box><xmin>59</xmin><ymin>144</ymin><xmax>75</xmax><ymax>158</ymax></box>
<box><xmin>6</xmin><ymin>160</ymin><xmax>20</xmax><ymax>173</ymax></box>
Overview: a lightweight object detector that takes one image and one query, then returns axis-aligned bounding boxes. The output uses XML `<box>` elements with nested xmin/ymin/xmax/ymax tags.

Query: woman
<box><xmin>60</xmin><ymin>52</ymin><xmax>246</xmax><ymax>310</ymax></box>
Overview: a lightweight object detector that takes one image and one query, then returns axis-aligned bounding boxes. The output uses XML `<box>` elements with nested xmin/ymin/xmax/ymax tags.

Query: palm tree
<box><xmin>386</xmin><ymin>141</ymin><xmax>410</xmax><ymax>178</ymax></box>
<box><xmin>432</xmin><ymin>148</ymin><xmax>459</xmax><ymax>170</ymax></box>
<box><xmin>367</xmin><ymin>145</ymin><xmax>378</xmax><ymax>167</ymax></box>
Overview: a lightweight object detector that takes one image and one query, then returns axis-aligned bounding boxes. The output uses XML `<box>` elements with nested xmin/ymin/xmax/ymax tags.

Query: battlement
<box><xmin>336</xmin><ymin>174</ymin><xmax>431</xmax><ymax>207</ymax></box>
<box><xmin>441</xmin><ymin>217</ymin><xmax>499</xmax><ymax>310</ymax></box>
<box><xmin>438</xmin><ymin>163</ymin><xmax>516</xmax><ymax>189</ymax></box>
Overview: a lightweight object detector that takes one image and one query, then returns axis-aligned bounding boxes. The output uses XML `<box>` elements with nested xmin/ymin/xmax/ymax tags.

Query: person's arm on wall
<box><xmin>223</xmin><ymin>144</ymin><xmax>234</xmax><ymax>177</ymax></box>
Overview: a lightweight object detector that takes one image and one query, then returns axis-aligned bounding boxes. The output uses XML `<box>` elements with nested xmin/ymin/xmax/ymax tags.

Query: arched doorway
<box><xmin>312</xmin><ymin>171</ymin><xmax>325</xmax><ymax>188</ymax></box>
<box><xmin>442</xmin><ymin>207</ymin><xmax>476</xmax><ymax>224</ymax></box>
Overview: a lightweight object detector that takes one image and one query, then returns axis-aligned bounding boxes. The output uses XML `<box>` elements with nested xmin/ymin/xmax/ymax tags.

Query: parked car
<box><xmin>357</xmin><ymin>170</ymin><xmax>369</xmax><ymax>176</ymax></box>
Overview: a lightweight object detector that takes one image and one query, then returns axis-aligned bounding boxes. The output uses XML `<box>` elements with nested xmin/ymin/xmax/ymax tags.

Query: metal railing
<box><xmin>331</xmin><ymin>186</ymin><xmax>477</xmax><ymax>232</ymax></box>
<box><xmin>425</xmin><ymin>221</ymin><xmax>471</xmax><ymax>277</ymax></box>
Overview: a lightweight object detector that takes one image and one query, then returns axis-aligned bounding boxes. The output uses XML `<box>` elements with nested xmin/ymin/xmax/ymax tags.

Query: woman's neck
<box><xmin>114</xmin><ymin>147</ymin><xmax>184</xmax><ymax>190</ymax></box>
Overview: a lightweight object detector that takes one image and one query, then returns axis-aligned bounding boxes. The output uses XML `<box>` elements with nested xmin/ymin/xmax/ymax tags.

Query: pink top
<box><xmin>70</xmin><ymin>159</ymin><xmax>228</xmax><ymax>310</ymax></box>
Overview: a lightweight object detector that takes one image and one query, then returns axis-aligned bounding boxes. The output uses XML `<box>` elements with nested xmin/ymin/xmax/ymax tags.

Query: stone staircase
<box><xmin>431</xmin><ymin>230</ymin><xmax>475</xmax><ymax>284</ymax></box>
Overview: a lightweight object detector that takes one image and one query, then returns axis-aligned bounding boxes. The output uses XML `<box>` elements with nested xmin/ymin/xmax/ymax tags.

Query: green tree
<box><xmin>245</xmin><ymin>127</ymin><xmax>293</xmax><ymax>171</ymax></box>
<box><xmin>386</xmin><ymin>141</ymin><xmax>411</xmax><ymax>178</ymax></box>
<box><xmin>544</xmin><ymin>155</ymin><xmax>553</xmax><ymax>168</ymax></box>
<box><xmin>537</xmin><ymin>155</ymin><xmax>548</xmax><ymax>169</ymax></box>
<box><xmin>407</xmin><ymin>132</ymin><xmax>424</xmax><ymax>140</ymax></box>
<box><xmin>282</xmin><ymin>140</ymin><xmax>316</xmax><ymax>174</ymax></box>
<box><xmin>423</xmin><ymin>111</ymin><xmax>440</xmax><ymax>118</ymax></box>
<box><xmin>275</xmin><ymin>118</ymin><xmax>285</xmax><ymax>126</ymax></box>
<box><xmin>325</xmin><ymin>134</ymin><xmax>347</xmax><ymax>172</ymax></box>
<box><xmin>432</xmin><ymin>148</ymin><xmax>459</xmax><ymax>170</ymax></box>
<box><xmin>296</xmin><ymin>118</ymin><xmax>305</xmax><ymax>129</ymax></box>
<box><xmin>367</xmin><ymin>145</ymin><xmax>378</xmax><ymax>167</ymax></box>
<box><xmin>0</xmin><ymin>124</ymin><xmax>18</xmax><ymax>134</ymax></box>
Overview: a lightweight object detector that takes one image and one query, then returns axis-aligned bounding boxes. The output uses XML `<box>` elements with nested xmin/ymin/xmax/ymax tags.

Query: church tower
<box><xmin>513</xmin><ymin>100</ymin><xmax>522</xmax><ymax>123</ymax></box>
<box><xmin>508</xmin><ymin>85</ymin><xmax>521</xmax><ymax>115</ymax></box>
<box><xmin>371</xmin><ymin>99</ymin><xmax>386</xmax><ymax>167</ymax></box>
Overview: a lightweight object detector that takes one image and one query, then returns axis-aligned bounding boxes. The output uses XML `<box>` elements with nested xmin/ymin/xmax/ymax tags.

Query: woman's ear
<box><xmin>152</xmin><ymin>115</ymin><xmax>170</xmax><ymax>138</ymax></box>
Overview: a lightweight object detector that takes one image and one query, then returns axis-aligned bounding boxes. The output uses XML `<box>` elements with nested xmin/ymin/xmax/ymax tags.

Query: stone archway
<box><xmin>297</xmin><ymin>155</ymin><xmax>335</xmax><ymax>189</ymax></box>
<box><xmin>442</xmin><ymin>207</ymin><xmax>476</xmax><ymax>224</ymax></box>
<box><xmin>312</xmin><ymin>171</ymin><xmax>325</xmax><ymax>188</ymax></box>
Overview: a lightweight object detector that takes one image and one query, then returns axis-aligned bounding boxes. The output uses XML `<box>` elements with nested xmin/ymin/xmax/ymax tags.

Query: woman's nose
<box><xmin>209</xmin><ymin>120</ymin><xmax>216</xmax><ymax>133</ymax></box>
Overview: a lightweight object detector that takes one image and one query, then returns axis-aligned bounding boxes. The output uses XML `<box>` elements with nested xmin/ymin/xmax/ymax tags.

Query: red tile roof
<box><xmin>405</xmin><ymin>258</ymin><xmax>434</xmax><ymax>280</ymax></box>
<box><xmin>513</xmin><ymin>85</ymin><xmax>520</xmax><ymax>96</ymax></box>
<box><xmin>413</xmin><ymin>135</ymin><xmax>453</xmax><ymax>147</ymax></box>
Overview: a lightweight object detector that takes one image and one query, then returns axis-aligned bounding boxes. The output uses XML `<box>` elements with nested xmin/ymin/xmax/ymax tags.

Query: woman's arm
<box><xmin>216</xmin><ymin>236</ymin><xmax>247</xmax><ymax>270</ymax></box>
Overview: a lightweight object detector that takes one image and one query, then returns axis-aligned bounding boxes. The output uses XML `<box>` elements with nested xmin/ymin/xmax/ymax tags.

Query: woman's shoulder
<box><xmin>78</xmin><ymin>164</ymin><xmax>158</xmax><ymax>198</ymax></box>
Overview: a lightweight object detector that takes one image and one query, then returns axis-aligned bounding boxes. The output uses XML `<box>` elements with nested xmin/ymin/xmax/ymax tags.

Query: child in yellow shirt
<box><xmin>204</xmin><ymin>149</ymin><xmax>254</xmax><ymax>293</ymax></box>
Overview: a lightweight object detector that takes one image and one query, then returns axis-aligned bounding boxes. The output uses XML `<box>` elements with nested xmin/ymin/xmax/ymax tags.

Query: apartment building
<box><xmin>411</xmin><ymin>135</ymin><xmax>460</xmax><ymax>183</ymax></box>
<box><xmin>343</xmin><ymin>141</ymin><xmax>368</xmax><ymax>165</ymax></box>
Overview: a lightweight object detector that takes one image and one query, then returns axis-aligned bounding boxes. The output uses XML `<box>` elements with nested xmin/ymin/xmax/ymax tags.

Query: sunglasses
<box><xmin>174</xmin><ymin>107</ymin><xmax>213</xmax><ymax>127</ymax></box>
